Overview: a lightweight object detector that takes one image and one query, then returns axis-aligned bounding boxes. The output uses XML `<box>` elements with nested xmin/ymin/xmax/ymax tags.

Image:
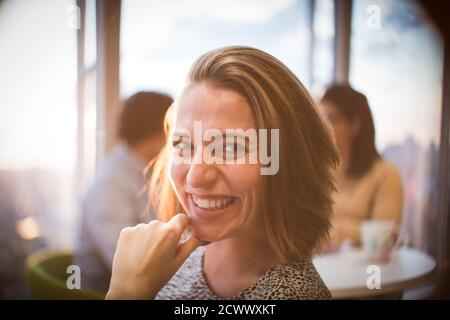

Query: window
<box><xmin>76</xmin><ymin>0</ymin><xmax>97</xmax><ymax>195</ymax></box>
<box><xmin>120</xmin><ymin>0</ymin><xmax>314</xmax><ymax>97</ymax></box>
<box><xmin>349</xmin><ymin>0</ymin><xmax>444</xmax><ymax>255</ymax></box>
<box><xmin>0</xmin><ymin>0</ymin><xmax>77</xmax><ymax>250</ymax></box>
<box><xmin>311</xmin><ymin>0</ymin><xmax>335</xmax><ymax>97</ymax></box>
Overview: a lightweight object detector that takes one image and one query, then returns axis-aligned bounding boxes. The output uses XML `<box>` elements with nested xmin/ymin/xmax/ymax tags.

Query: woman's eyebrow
<box><xmin>172</xmin><ymin>129</ymin><xmax>183</xmax><ymax>136</ymax></box>
<box><xmin>172</xmin><ymin>129</ymin><xmax>252</xmax><ymax>144</ymax></box>
<box><xmin>172</xmin><ymin>129</ymin><xmax>191</xmax><ymax>137</ymax></box>
<box><xmin>206</xmin><ymin>131</ymin><xmax>250</xmax><ymax>142</ymax></box>
<box><xmin>224</xmin><ymin>132</ymin><xmax>248</xmax><ymax>142</ymax></box>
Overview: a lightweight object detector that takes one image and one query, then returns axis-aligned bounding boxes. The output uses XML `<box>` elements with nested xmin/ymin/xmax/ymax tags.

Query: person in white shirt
<box><xmin>75</xmin><ymin>92</ymin><xmax>172</xmax><ymax>293</ymax></box>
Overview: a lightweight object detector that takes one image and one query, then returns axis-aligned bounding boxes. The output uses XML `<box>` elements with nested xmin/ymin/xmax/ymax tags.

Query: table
<box><xmin>313</xmin><ymin>247</ymin><xmax>436</xmax><ymax>299</ymax></box>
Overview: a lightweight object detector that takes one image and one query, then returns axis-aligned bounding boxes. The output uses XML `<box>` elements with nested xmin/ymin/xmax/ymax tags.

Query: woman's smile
<box><xmin>190</xmin><ymin>194</ymin><xmax>237</xmax><ymax>210</ymax></box>
<box><xmin>187</xmin><ymin>193</ymin><xmax>239</xmax><ymax>220</ymax></box>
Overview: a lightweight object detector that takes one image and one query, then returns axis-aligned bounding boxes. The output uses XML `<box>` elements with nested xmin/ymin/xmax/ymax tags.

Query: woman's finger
<box><xmin>175</xmin><ymin>235</ymin><xmax>203</xmax><ymax>265</ymax></box>
<box><xmin>166</xmin><ymin>212</ymin><xmax>190</xmax><ymax>233</ymax></box>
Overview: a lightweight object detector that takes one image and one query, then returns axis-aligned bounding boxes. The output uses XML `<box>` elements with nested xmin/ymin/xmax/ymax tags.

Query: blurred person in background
<box><xmin>319</xmin><ymin>85</ymin><xmax>403</xmax><ymax>251</ymax></box>
<box><xmin>75</xmin><ymin>91</ymin><xmax>173</xmax><ymax>293</ymax></box>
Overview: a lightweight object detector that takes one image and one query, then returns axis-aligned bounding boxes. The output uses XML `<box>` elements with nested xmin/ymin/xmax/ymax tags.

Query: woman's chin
<box><xmin>191</xmin><ymin>229</ymin><xmax>218</xmax><ymax>243</ymax></box>
<box><xmin>190</xmin><ymin>224</ymin><xmax>226</xmax><ymax>243</ymax></box>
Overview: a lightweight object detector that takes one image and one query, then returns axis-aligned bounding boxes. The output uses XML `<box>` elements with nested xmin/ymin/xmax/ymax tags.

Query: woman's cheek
<box><xmin>168</xmin><ymin>161</ymin><xmax>185</xmax><ymax>202</ymax></box>
<box><xmin>226</xmin><ymin>163</ymin><xmax>262</xmax><ymax>196</ymax></box>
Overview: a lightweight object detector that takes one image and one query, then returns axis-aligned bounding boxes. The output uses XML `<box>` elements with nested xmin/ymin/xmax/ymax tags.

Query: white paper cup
<box><xmin>361</xmin><ymin>219</ymin><xmax>397</xmax><ymax>263</ymax></box>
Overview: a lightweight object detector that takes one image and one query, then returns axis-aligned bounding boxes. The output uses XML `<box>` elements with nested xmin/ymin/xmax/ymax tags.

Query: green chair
<box><xmin>26</xmin><ymin>250</ymin><xmax>105</xmax><ymax>300</ymax></box>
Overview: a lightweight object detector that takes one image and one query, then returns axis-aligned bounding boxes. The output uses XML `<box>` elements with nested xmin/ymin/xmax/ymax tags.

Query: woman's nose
<box><xmin>186</xmin><ymin>149</ymin><xmax>219</xmax><ymax>188</ymax></box>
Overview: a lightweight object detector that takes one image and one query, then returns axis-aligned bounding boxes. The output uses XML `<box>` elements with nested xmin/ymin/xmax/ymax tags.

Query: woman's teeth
<box><xmin>192</xmin><ymin>196</ymin><xmax>235</xmax><ymax>210</ymax></box>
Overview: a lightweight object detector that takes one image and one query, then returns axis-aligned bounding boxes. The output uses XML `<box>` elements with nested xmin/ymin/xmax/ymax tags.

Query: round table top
<box><xmin>312</xmin><ymin>247</ymin><xmax>436</xmax><ymax>299</ymax></box>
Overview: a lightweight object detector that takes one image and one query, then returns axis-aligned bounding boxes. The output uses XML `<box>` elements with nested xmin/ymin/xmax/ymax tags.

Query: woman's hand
<box><xmin>106</xmin><ymin>213</ymin><xmax>202</xmax><ymax>300</ymax></box>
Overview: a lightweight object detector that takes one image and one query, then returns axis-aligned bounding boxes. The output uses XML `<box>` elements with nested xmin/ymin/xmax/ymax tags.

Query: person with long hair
<box><xmin>319</xmin><ymin>85</ymin><xmax>403</xmax><ymax>251</ymax></box>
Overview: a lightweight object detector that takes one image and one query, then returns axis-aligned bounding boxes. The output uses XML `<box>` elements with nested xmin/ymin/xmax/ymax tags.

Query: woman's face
<box><xmin>169</xmin><ymin>83</ymin><xmax>263</xmax><ymax>242</ymax></box>
<box><xmin>320</xmin><ymin>101</ymin><xmax>356</xmax><ymax>155</ymax></box>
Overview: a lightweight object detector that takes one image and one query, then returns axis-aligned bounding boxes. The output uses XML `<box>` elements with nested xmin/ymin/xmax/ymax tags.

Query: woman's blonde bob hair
<box><xmin>149</xmin><ymin>46</ymin><xmax>338</xmax><ymax>261</ymax></box>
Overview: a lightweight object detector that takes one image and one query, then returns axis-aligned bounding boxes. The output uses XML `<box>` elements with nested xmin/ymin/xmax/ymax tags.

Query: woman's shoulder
<box><xmin>238</xmin><ymin>260</ymin><xmax>331</xmax><ymax>300</ymax></box>
<box><xmin>372</xmin><ymin>158</ymin><xmax>402</xmax><ymax>183</ymax></box>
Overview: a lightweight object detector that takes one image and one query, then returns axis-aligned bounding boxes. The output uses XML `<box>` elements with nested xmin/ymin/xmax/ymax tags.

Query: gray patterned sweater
<box><xmin>156</xmin><ymin>247</ymin><xmax>331</xmax><ymax>300</ymax></box>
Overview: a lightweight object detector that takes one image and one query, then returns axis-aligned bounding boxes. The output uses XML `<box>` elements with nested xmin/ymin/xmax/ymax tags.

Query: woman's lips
<box><xmin>191</xmin><ymin>194</ymin><xmax>236</xmax><ymax>210</ymax></box>
<box><xmin>187</xmin><ymin>193</ymin><xmax>238</xmax><ymax>219</ymax></box>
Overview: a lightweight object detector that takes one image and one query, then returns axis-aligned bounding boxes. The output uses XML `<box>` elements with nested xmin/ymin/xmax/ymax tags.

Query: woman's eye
<box><xmin>223</xmin><ymin>143</ymin><xmax>246</xmax><ymax>158</ymax></box>
<box><xmin>173</xmin><ymin>140</ymin><xmax>189</xmax><ymax>148</ymax></box>
<box><xmin>172</xmin><ymin>140</ymin><xmax>192</xmax><ymax>157</ymax></box>
<box><xmin>172</xmin><ymin>139</ymin><xmax>181</xmax><ymax>148</ymax></box>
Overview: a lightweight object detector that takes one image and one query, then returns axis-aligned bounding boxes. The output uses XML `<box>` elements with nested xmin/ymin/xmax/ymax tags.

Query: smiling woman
<box><xmin>107</xmin><ymin>46</ymin><xmax>338</xmax><ymax>300</ymax></box>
